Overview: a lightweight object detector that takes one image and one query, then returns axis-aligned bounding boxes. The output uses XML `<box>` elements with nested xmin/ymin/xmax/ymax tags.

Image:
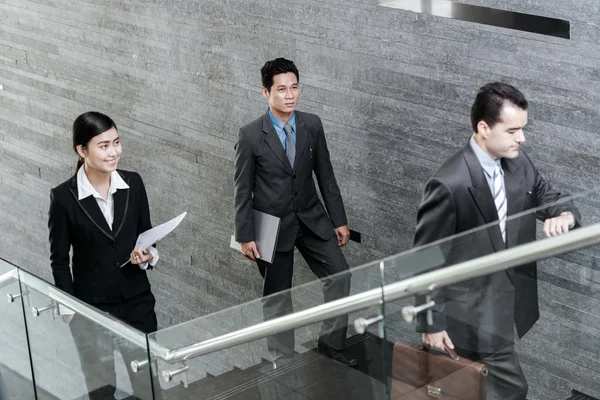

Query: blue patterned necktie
<box><xmin>283</xmin><ymin>123</ymin><xmax>295</xmax><ymax>168</ymax></box>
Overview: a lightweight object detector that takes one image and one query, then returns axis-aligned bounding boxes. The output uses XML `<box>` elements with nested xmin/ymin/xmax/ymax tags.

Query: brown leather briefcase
<box><xmin>391</xmin><ymin>340</ymin><xmax>488</xmax><ymax>399</ymax></box>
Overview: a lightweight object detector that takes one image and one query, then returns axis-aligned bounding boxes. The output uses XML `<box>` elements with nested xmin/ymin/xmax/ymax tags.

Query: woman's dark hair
<box><xmin>261</xmin><ymin>58</ymin><xmax>299</xmax><ymax>91</ymax></box>
<box><xmin>470</xmin><ymin>82</ymin><xmax>528</xmax><ymax>133</ymax></box>
<box><xmin>73</xmin><ymin>111</ymin><xmax>117</xmax><ymax>172</ymax></box>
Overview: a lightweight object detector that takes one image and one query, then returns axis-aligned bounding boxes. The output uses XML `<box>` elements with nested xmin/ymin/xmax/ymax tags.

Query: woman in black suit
<box><xmin>48</xmin><ymin>111</ymin><xmax>161</xmax><ymax>400</ymax></box>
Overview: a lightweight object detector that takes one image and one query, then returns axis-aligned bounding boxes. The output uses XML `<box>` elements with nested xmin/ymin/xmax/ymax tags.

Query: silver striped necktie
<box><xmin>493</xmin><ymin>164</ymin><xmax>507</xmax><ymax>243</ymax></box>
<box><xmin>283</xmin><ymin>123</ymin><xmax>295</xmax><ymax>168</ymax></box>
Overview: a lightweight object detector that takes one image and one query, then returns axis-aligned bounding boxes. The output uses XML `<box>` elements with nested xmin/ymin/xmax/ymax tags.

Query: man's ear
<box><xmin>261</xmin><ymin>86</ymin><xmax>270</xmax><ymax>100</ymax></box>
<box><xmin>477</xmin><ymin>121</ymin><xmax>490</xmax><ymax>139</ymax></box>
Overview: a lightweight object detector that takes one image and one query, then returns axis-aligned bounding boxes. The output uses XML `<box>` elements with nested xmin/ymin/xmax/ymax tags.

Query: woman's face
<box><xmin>77</xmin><ymin>127</ymin><xmax>122</xmax><ymax>173</ymax></box>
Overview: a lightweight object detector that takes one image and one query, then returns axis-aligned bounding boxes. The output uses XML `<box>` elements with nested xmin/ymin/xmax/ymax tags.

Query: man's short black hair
<box><xmin>471</xmin><ymin>82</ymin><xmax>528</xmax><ymax>132</ymax></box>
<box><xmin>261</xmin><ymin>58</ymin><xmax>299</xmax><ymax>91</ymax></box>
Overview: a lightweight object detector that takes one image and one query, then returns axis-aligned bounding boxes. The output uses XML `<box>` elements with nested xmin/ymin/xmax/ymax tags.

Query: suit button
<box><xmin>293</xmin><ymin>174</ymin><xmax>296</xmax><ymax>179</ymax></box>
<box><xmin>114</xmin><ymin>262</ymin><xmax>120</xmax><ymax>267</ymax></box>
<box><xmin>294</xmin><ymin>192</ymin><xmax>298</xmax><ymax>196</ymax></box>
<box><xmin>112</xmin><ymin>243</ymin><xmax>118</xmax><ymax>248</ymax></box>
<box><xmin>295</xmin><ymin>209</ymin><xmax>299</xmax><ymax>213</ymax></box>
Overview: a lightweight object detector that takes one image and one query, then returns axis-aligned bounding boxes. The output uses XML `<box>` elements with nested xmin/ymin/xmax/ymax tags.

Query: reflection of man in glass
<box><xmin>414</xmin><ymin>83</ymin><xmax>580</xmax><ymax>400</ymax></box>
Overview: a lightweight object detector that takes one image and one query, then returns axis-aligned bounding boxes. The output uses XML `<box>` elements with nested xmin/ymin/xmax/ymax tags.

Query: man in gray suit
<box><xmin>414</xmin><ymin>82</ymin><xmax>580</xmax><ymax>399</ymax></box>
<box><xmin>234</xmin><ymin>58</ymin><xmax>356</xmax><ymax>368</ymax></box>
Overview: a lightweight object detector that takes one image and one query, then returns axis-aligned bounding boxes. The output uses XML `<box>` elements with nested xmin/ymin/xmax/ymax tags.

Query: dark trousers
<box><xmin>256</xmin><ymin>222</ymin><xmax>351</xmax><ymax>359</ymax></box>
<box><xmin>69</xmin><ymin>290</ymin><xmax>162</xmax><ymax>400</ymax></box>
<box><xmin>458</xmin><ymin>348</ymin><xmax>528</xmax><ymax>400</ymax></box>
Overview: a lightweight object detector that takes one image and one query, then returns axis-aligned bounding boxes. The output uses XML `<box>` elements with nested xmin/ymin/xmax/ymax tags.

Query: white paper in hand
<box><xmin>120</xmin><ymin>212</ymin><xmax>187</xmax><ymax>268</ymax></box>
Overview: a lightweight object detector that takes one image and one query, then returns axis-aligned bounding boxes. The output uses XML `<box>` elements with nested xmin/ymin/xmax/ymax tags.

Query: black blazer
<box><xmin>234</xmin><ymin>111</ymin><xmax>347</xmax><ymax>251</ymax></box>
<box><xmin>48</xmin><ymin>170</ymin><xmax>155</xmax><ymax>304</ymax></box>
<box><xmin>414</xmin><ymin>142</ymin><xmax>580</xmax><ymax>353</ymax></box>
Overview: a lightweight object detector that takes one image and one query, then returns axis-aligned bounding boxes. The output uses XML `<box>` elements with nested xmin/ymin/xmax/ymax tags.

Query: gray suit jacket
<box><xmin>234</xmin><ymin>111</ymin><xmax>347</xmax><ymax>252</ymax></box>
<box><xmin>414</xmin><ymin>142</ymin><xmax>580</xmax><ymax>354</ymax></box>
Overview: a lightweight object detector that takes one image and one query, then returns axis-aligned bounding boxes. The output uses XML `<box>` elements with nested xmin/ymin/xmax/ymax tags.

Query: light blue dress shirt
<box><xmin>469</xmin><ymin>135</ymin><xmax>504</xmax><ymax>195</ymax></box>
<box><xmin>268</xmin><ymin>109</ymin><xmax>296</xmax><ymax>150</ymax></box>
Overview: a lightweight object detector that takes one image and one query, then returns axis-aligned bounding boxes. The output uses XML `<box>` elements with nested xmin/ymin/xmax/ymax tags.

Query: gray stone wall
<box><xmin>1</xmin><ymin>0</ymin><xmax>600</xmax><ymax>398</ymax></box>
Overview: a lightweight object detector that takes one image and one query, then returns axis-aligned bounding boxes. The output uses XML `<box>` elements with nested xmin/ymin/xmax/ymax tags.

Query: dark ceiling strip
<box><xmin>379</xmin><ymin>0</ymin><xmax>571</xmax><ymax>39</ymax></box>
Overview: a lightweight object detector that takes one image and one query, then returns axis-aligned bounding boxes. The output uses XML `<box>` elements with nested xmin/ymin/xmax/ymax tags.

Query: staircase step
<box><xmin>566</xmin><ymin>390</ymin><xmax>599</xmax><ymax>400</ymax></box>
<box><xmin>0</xmin><ymin>363</ymin><xmax>59</xmax><ymax>400</ymax></box>
<box><xmin>161</xmin><ymin>333</ymin><xmax>388</xmax><ymax>400</ymax></box>
<box><xmin>163</xmin><ymin>359</ymin><xmax>273</xmax><ymax>400</ymax></box>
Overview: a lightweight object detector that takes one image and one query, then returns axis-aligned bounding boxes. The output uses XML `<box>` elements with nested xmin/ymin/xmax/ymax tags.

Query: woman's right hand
<box><xmin>131</xmin><ymin>246</ymin><xmax>152</xmax><ymax>264</ymax></box>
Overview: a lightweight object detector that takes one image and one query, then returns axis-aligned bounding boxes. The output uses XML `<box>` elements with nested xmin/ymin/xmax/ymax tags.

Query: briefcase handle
<box><xmin>420</xmin><ymin>344</ymin><xmax>488</xmax><ymax>376</ymax></box>
<box><xmin>443</xmin><ymin>345</ymin><xmax>461</xmax><ymax>361</ymax></box>
<box><xmin>420</xmin><ymin>344</ymin><xmax>460</xmax><ymax>361</ymax></box>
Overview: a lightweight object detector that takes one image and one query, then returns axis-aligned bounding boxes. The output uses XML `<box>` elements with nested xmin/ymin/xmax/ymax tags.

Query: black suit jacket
<box><xmin>414</xmin><ymin>142</ymin><xmax>580</xmax><ymax>353</ymax></box>
<box><xmin>234</xmin><ymin>111</ymin><xmax>347</xmax><ymax>252</ymax></box>
<box><xmin>48</xmin><ymin>170</ymin><xmax>155</xmax><ymax>304</ymax></box>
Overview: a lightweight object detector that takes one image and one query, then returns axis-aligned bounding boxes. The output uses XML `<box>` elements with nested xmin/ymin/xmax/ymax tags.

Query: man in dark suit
<box><xmin>234</xmin><ymin>58</ymin><xmax>356</xmax><ymax>368</ymax></box>
<box><xmin>414</xmin><ymin>83</ymin><xmax>580</xmax><ymax>399</ymax></box>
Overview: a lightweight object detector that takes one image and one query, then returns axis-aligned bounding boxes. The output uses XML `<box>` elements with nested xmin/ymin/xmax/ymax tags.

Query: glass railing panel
<box><xmin>383</xmin><ymin>188</ymin><xmax>596</xmax><ymax>283</ymax></box>
<box><xmin>150</xmin><ymin>318</ymin><xmax>388</xmax><ymax>399</ymax></box>
<box><xmin>0</xmin><ymin>258</ymin><xmax>36</xmax><ymax>400</ymax></box>
<box><xmin>147</xmin><ymin>260</ymin><xmax>387</xmax><ymax>399</ymax></box>
<box><xmin>381</xmin><ymin>189</ymin><xmax>600</xmax><ymax>400</ymax></box>
<box><xmin>17</xmin><ymin>269</ymin><xmax>158</xmax><ymax>400</ymax></box>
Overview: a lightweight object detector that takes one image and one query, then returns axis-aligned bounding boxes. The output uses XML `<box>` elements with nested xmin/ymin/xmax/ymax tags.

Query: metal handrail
<box><xmin>0</xmin><ymin>262</ymin><xmax>170</xmax><ymax>358</ymax></box>
<box><xmin>153</xmin><ymin>222</ymin><xmax>600</xmax><ymax>364</ymax></box>
<box><xmin>4</xmin><ymin>222</ymin><xmax>600</xmax><ymax>371</ymax></box>
<box><xmin>0</xmin><ymin>268</ymin><xmax>18</xmax><ymax>289</ymax></box>
<box><xmin>47</xmin><ymin>288</ymin><xmax>169</xmax><ymax>358</ymax></box>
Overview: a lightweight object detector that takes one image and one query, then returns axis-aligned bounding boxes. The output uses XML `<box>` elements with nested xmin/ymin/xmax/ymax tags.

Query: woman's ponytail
<box><xmin>74</xmin><ymin>157</ymin><xmax>84</xmax><ymax>176</ymax></box>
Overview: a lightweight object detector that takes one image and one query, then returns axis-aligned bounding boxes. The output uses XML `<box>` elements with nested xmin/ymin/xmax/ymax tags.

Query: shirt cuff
<box><xmin>560</xmin><ymin>211</ymin><xmax>576</xmax><ymax>229</ymax></box>
<box><xmin>139</xmin><ymin>246</ymin><xmax>159</xmax><ymax>270</ymax></box>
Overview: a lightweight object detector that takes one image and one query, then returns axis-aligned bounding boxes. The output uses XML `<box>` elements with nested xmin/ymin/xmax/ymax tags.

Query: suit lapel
<box><xmin>262</xmin><ymin>113</ymin><xmax>293</xmax><ymax>173</ymax></box>
<box><xmin>463</xmin><ymin>145</ymin><xmax>505</xmax><ymax>252</ymax></box>
<box><xmin>293</xmin><ymin>113</ymin><xmax>309</xmax><ymax>171</ymax></box>
<box><xmin>69</xmin><ymin>178</ymin><xmax>115</xmax><ymax>242</ymax></box>
<box><xmin>502</xmin><ymin>158</ymin><xmax>525</xmax><ymax>249</ymax></box>
<box><xmin>112</xmin><ymin>171</ymin><xmax>130</xmax><ymax>238</ymax></box>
